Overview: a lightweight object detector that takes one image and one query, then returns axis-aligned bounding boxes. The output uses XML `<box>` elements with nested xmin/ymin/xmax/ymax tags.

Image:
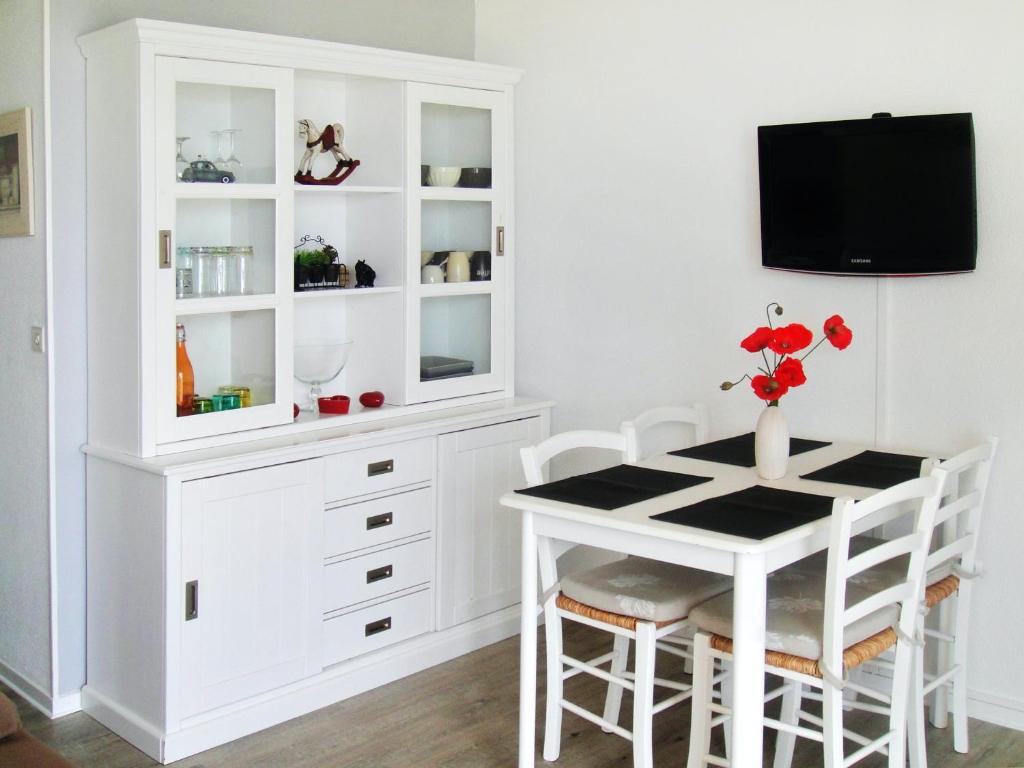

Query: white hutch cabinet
<box><xmin>79</xmin><ymin>19</ymin><xmax>549</xmax><ymax>763</ymax></box>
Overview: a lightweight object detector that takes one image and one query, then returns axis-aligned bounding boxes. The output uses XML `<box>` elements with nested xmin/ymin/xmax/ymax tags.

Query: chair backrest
<box><xmin>519</xmin><ymin>429</ymin><xmax>629</xmax><ymax>487</ymax></box>
<box><xmin>821</xmin><ymin>471</ymin><xmax>945</xmax><ymax>673</ymax></box>
<box><xmin>621</xmin><ymin>404</ymin><xmax>709</xmax><ymax>463</ymax></box>
<box><xmin>921</xmin><ymin>436</ymin><xmax>997</xmax><ymax>576</ymax></box>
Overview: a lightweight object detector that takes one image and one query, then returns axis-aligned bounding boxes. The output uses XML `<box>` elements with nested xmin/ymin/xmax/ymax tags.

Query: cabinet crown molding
<box><xmin>78</xmin><ymin>17</ymin><xmax>523</xmax><ymax>89</ymax></box>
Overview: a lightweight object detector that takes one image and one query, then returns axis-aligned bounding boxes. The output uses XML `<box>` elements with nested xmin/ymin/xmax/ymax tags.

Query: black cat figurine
<box><xmin>354</xmin><ymin>259</ymin><xmax>376</xmax><ymax>288</ymax></box>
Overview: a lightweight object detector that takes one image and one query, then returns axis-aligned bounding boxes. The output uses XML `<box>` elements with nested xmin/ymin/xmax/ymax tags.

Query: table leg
<box><xmin>519</xmin><ymin>511</ymin><xmax>538</xmax><ymax>768</ymax></box>
<box><xmin>731</xmin><ymin>551</ymin><xmax>767</xmax><ymax>768</ymax></box>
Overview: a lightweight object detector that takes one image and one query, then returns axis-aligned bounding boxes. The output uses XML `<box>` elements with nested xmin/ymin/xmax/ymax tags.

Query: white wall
<box><xmin>0</xmin><ymin>0</ymin><xmax>52</xmax><ymax>703</ymax></box>
<box><xmin>477</xmin><ymin>0</ymin><xmax>1024</xmax><ymax>727</ymax></box>
<box><xmin>41</xmin><ymin>0</ymin><xmax>474</xmax><ymax>701</ymax></box>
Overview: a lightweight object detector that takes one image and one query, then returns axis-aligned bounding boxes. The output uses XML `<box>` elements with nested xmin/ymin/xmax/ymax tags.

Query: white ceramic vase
<box><xmin>754</xmin><ymin>404</ymin><xmax>789</xmax><ymax>480</ymax></box>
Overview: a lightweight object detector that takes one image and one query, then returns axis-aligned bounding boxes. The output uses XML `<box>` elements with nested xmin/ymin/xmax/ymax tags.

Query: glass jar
<box><xmin>209</xmin><ymin>246</ymin><xmax>231</xmax><ymax>297</ymax></box>
<box><xmin>230</xmin><ymin>246</ymin><xmax>254</xmax><ymax>295</ymax></box>
<box><xmin>175</xmin><ymin>246</ymin><xmax>194</xmax><ymax>298</ymax></box>
<box><xmin>191</xmin><ymin>246</ymin><xmax>215</xmax><ymax>297</ymax></box>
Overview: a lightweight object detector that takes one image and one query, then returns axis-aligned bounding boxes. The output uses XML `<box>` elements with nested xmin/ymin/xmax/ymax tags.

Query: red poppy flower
<box><xmin>767</xmin><ymin>323</ymin><xmax>813</xmax><ymax>355</ymax></box>
<box><xmin>824</xmin><ymin>314</ymin><xmax>853</xmax><ymax>350</ymax></box>
<box><xmin>751</xmin><ymin>375</ymin><xmax>789</xmax><ymax>401</ymax></box>
<box><xmin>775</xmin><ymin>357</ymin><xmax>806</xmax><ymax>387</ymax></box>
<box><xmin>740</xmin><ymin>326</ymin><xmax>773</xmax><ymax>353</ymax></box>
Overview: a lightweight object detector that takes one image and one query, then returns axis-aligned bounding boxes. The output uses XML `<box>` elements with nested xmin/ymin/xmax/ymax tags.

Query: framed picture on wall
<box><xmin>0</xmin><ymin>107</ymin><xmax>34</xmax><ymax>237</ymax></box>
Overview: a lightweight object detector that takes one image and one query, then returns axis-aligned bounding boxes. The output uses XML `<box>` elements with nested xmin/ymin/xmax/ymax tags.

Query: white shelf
<box><xmin>175</xmin><ymin>294</ymin><xmax>279</xmax><ymax>316</ymax></box>
<box><xmin>294</xmin><ymin>286</ymin><xmax>402</xmax><ymax>300</ymax></box>
<box><xmin>293</xmin><ymin>184</ymin><xmax>402</xmax><ymax>195</ymax></box>
<box><xmin>416</xmin><ymin>281</ymin><xmax>494</xmax><ymax>298</ymax></box>
<box><xmin>419</xmin><ymin>187</ymin><xmax>494</xmax><ymax>202</ymax></box>
<box><xmin>174</xmin><ymin>182</ymin><xmax>281</xmax><ymax>200</ymax></box>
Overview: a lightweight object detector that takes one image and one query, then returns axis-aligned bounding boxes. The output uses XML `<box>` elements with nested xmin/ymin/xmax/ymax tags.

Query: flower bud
<box><xmin>774</xmin><ymin>304</ymin><xmax>784</xmax><ymax>315</ymax></box>
<box><xmin>720</xmin><ymin>381</ymin><xmax>733</xmax><ymax>391</ymax></box>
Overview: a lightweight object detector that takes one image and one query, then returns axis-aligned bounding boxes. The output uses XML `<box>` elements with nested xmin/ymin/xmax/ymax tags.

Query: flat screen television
<box><xmin>758</xmin><ymin>113</ymin><xmax>976</xmax><ymax>276</ymax></box>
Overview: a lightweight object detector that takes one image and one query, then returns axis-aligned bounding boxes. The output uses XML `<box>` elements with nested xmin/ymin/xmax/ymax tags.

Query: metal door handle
<box><xmin>185</xmin><ymin>580</ymin><xmax>199</xmax><ymax>621</ymax></box>
<box><xmin>496</xmin><ymin>226</ymin><xmax>505</xmax><ymax>257</ymax></box>
<box><xmin>159</xmin><ymin>230</ymin><xmax>172</xmax><ymax>269</ymax></box>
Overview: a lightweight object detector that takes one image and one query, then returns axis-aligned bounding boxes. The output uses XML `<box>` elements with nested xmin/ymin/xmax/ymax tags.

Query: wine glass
<box><xmin>175</xmin><ymin>136</ymin><xmax>190</xmax><ymax>180</ymax></box>
<box><xmin>293</xmin><ymin>339</ymin><xmax>354</xmax><ymax>412</ymax></box>
<box><xmin>220</xmin><ymin>128</ymin><xmax>243</xmax><ymax>181</ymax></box>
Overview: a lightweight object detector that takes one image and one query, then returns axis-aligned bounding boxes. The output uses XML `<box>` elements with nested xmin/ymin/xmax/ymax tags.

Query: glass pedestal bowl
<box><xmin>294</xmin><ymin>338</ymin><xmax>354</xmax><ymax>412</ymax></box>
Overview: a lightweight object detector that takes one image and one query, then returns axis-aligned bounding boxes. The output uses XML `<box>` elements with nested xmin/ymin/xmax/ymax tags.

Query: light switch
<box><xmin>31</xmin><ymin>325</ymin><xmax>45</xmax><ymax>353</ymax></box>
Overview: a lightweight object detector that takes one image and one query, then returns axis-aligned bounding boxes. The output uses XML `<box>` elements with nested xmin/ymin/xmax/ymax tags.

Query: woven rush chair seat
<box><xmin>559</xmin><ymin>556</ymin><xmax>732</xmax><ymax>625</ymax></box>
<box><xmin>688</xmin><ymin>569</ymin><xmax>899</xmax><ymax>661</ymax></box>
<box><xmin>706</xmin><ymin>627</ymin><xmax>898</xmax><ymax>679</ymax></box>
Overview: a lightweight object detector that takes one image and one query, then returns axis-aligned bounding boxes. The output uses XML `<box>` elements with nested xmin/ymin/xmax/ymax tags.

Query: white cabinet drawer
<box><xmin>324</xmin><ymin>487</ymin><xmax>433</xmax><ymax>559</ymax></box>
<box><xmin>324</xmin><ymin>438</ymin><xmax>434</xmax><ymax>503</ymax></box>
<box><xmin>323</xmin><ymin>589</ymin><xmax>433</xmax><ymax>666</ymax></box>
<box><xmin>324</xmin><ymin>538</ymin><xmax>433</xmax><ymax>615</ymax></box>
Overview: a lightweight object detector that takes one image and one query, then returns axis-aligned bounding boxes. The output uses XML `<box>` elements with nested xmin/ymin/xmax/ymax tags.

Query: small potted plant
<box><xmin>324</xmin><ymin>244</ymin><xmax>342</xmax><ymax>288</ymax></box>
<box><xmin>294</xmin><ymin>248</ymin><xmax>331</xmax><ymax>289</ymax></box>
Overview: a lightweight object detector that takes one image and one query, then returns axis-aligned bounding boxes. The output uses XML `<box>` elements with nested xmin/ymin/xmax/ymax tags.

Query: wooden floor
<box><xmin>5</xmin><ymin>623</ymin><xmax>1024</xmax><ymax>767</ymax></box>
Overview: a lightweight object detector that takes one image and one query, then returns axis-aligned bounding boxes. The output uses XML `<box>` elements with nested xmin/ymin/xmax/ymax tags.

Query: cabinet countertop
<box><xmin>83</xmin><ymin>397</ymin><xmax>553</xmax><ymax>478</ymax></box>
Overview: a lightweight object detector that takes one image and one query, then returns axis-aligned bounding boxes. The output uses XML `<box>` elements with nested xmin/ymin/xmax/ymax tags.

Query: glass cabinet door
<box><xmin>154</xmin><ymin>57</ymin><xmax>294</xmax><ymax>444</ymax></box>
<box><xmin>405</xmin><ymin>83</ymin><xmax>508</xmax><ymax>403</ymax></box>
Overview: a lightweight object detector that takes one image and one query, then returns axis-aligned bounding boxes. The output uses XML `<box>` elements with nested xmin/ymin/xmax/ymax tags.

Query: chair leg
<box><xmin>721</xmin><ymin>660</ymin><xmax>733</xmax><ymax>760</ymax></box>
<box><xmin>773</xmin><ymin>681</ymin><xmax>802</xmax><ymax>768</ymax></box>
<box><xmin>602</xmin><ymin>634</ymin><xmax>631</xmax><ymax>732</ymax></box>
<box><xmin>888</xmin><ymin>642</ymin><xmax>913</xmax><ymax>768</ymax></box>
<box><xmin>542</xmin><ymin>598</ymin><xmax>564</xmax><ymax>762</ymax></box>
<box><xmin>687</xmin><ymin>633</ymin><xmax>714</xmax><ymax>768</ymax></box>
<box><xmin>822</xmin><ymin>683</ymin><xmax>845</xmax><ymax>768</ymax></box>
<box><xmin>632</xmin><ymin>622</ymin><xmax>656</xmax><ymax>768</ymax></box>
<box><xmin>908</xmin><ymin>618</ymin><xmax>928</xmax><ymax>768</ymax></box>
<box><xmin>951</xmin><ymin>586</ymin><xmax>971</xmax><ymax>753</ymax></box>
<box><xmin>930</xmin><ymin>597</ymin><xmax>953</xmax><ymax>729</ymax></box>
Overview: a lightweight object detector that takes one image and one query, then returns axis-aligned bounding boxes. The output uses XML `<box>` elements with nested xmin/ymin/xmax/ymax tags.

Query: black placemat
<box><xmin>669</xmin><ymin>432</ymin><xmax>832</xmax><ymax>468</ymax></box>
<box><xmin>516</xmin><ymin>464</ymin><xmax>713</xmax><ymax>510</ymax></box>
<box><xmin>650</xmin><ymin>485</ymin><xmax>835</xmax><ymax>540</ymax></box>
<box><xmin>799</xmin><ymin>450</ymin><xmax>927</xmax><ymax>489</ymax></box>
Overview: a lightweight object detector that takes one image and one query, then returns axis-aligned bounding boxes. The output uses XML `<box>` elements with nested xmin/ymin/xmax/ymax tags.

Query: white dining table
<box><xmin>502</xmin><ymin>439</ymin><xmax>931</xmax><ymax>768</ymax></box>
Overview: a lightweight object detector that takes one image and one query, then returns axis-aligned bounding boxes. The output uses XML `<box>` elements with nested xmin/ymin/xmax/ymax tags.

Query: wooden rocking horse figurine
<box><xmin>295</xmin><ymin>118</ymin><xmax>361</xmax><ymax>185</ymax></box>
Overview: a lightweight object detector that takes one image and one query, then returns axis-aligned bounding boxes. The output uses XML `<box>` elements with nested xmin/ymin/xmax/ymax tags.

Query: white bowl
<box><xmin>427</xmin><ymin>166</ymin><xmax>460</xmax><ymax>187</ymax></box>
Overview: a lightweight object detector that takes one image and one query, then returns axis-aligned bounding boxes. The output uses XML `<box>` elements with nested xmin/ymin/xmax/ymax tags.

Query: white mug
<box><xmin>421</xmin><ymin>264</ymin><xmax>445</xmax><ymax>284</ymax></box>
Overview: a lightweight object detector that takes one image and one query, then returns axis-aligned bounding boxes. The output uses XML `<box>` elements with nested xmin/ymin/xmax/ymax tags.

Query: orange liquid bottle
<box><xmin>176</xmin><ymin>323</ymin><xmax>195</xmax><ymax>416</ymax></box>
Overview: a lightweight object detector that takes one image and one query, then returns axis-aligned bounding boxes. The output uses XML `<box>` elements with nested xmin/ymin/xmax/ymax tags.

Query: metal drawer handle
<box><xmin>366</xmin><ymin>564</ymin><xmax>393</xmax><ymax>584</ymax></box>
<box><xmin>365</xmin><ymin>617</ymin><xmax>392</xmax><ymax>637</ymax></box>
<box><xmin>368</xmin><ymin>459</ymin><xmax>394</xmax><ymax>477</ymax></box>
<box><xmin>366</xmin><ymin>511</ymin><xmax>393</xmax><ymax>530</ymax></box>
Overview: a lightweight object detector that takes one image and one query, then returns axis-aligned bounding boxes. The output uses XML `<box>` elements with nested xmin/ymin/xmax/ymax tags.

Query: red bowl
<box><xmin>317</xmin><ymin>395</ymin><xmax>351</xmax><ymax>415</ymax></box>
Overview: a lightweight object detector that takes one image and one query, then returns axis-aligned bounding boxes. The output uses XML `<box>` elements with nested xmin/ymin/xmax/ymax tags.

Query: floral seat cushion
<box><xmin>688</xmin><ymin>566</ymin><xmax>899</xmax><ymax>661</ymax></box>
<box><xmin>559</xmin><ymin>557</ymin><xmax>732</xmax><ymax>624</ymax></box>
<box><xmin>790</xmin><ymin>535</ymin><xmax>952</xmax><ymax>586</ymax></box>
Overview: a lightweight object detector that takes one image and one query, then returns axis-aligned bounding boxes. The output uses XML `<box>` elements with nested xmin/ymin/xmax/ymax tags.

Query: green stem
<box><xmin>800</xmin><ymin>335</ymin><xmax>828</xmax><ymax>361</ymax></box>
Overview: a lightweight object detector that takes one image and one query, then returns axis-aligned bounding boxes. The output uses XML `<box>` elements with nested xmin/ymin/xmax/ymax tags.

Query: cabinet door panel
<box><xmin>180</xmin><ymin>460</ymin><xmax>323</xmax><ymax>717</ymax></box>
<box><xmin>436</xmin><ymin>417</ymin><xmax>543</xmax><ymax>629</ymax></box>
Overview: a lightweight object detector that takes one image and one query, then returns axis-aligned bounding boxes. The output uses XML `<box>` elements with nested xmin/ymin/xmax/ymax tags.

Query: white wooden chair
<box><xmin>903</xmin><ymin>438</ymin><xmax>996</xmax><ymax>766</ymax></box>
<box><xmin>774</xmin><ymin>439</ymin><xmax>997</xmax><ymax>768</ymax></box>
<box><xmin>621</xmin><ymin>403</ymin><xmax>709</xmax><ymax>463</ymax></box>
<box><xmin>520</xmin><ymin>429</ymin><xmax>731</xmax><ymax>768</ymax></box>
<box><xmin>685</xmin><ymin>472</ymin><xmax>945</xmax><ymax>768</ymax></box>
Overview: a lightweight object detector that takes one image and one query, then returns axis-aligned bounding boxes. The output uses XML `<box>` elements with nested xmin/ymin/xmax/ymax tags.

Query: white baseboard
<box><xmin>967</xmin><ymin>689</ymin><xmax>1024</xmax><ymax>732</ymax></box>
<box><xmin>0</xmin><ymin>658</ymin><xmax>83</xmax><ymax>719</ymax></box>
<box><xmin>848</xmin><ymin>666</ymin><xmax>1024</xmax><ymax>733</ymax></box>
<box><xmin>86</xmin><ymin>606</ymin><xmax>521</xmax><ymax>765</ymax></box>
<box><xmin>51</xmin><ymin>690</ymin><xmax>83</xmax><ymax>717</ymax></box>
